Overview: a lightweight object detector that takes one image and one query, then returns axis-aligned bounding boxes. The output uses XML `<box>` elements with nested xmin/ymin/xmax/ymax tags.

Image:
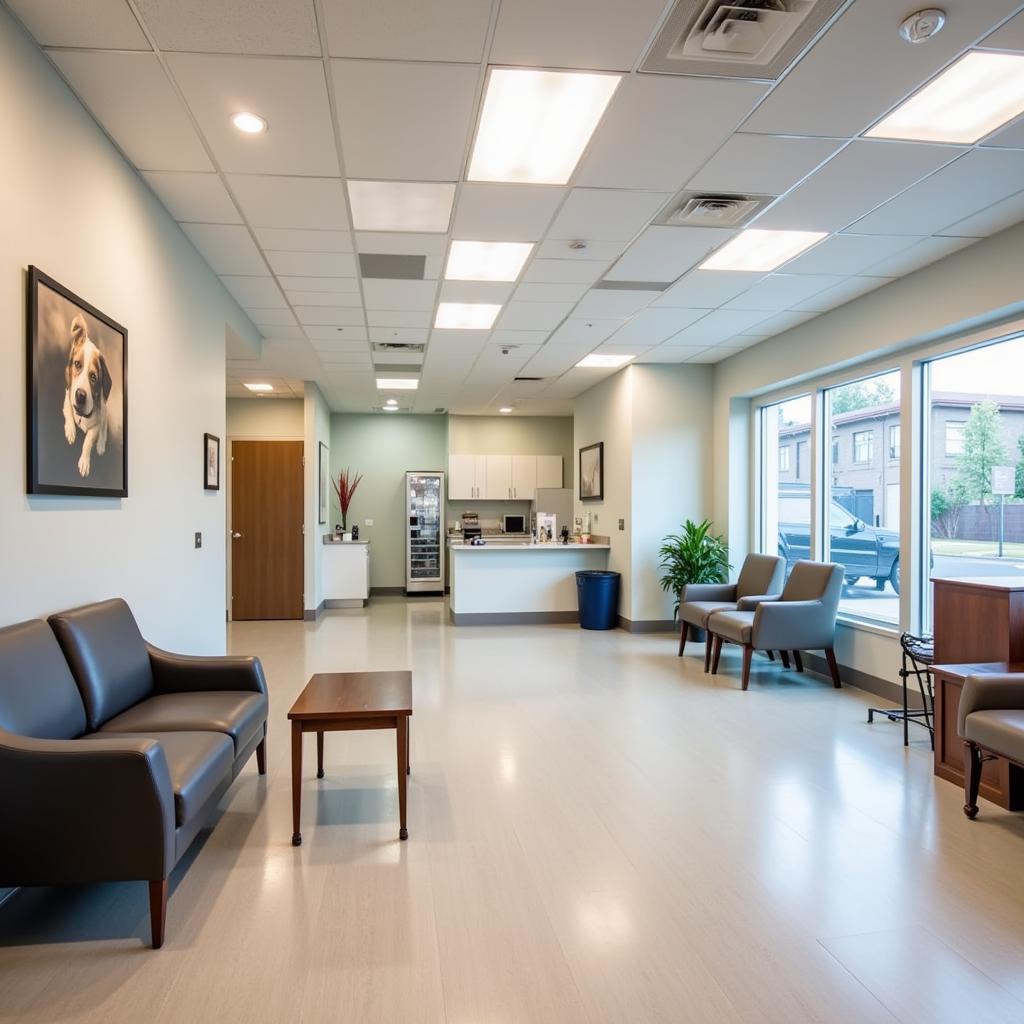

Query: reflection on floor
<box><xmin>2</xmin><ymin>595</ymin><xmax>1024</xmax><ymax>1023</ymax></box>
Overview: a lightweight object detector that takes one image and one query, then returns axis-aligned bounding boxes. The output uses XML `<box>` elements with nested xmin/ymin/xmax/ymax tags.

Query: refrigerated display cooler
<box><xmin>405</xmin><ymin>470</ymin><xmax>445</xmax><ymax>594</ymax></box>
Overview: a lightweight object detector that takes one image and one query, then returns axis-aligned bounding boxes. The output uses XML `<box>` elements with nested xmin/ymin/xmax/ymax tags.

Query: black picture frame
<box><xmin>204</xmin><ymin>433</ymin><xmax>220</xmax><ymax>491</ymax></box>
<box><xmin>579</xmin><ymin>441</ymin><xmax>604</xmax><ymax>501</ymax></box>
<box><xmin>27</xmin><ymin>266</ymin><xmax>128</xmax><ymax>497</ymax></box>
<box><xmin>318</xmin><ymin>441</ymin><xmax>329</xmax><ymax>524</ymax></box>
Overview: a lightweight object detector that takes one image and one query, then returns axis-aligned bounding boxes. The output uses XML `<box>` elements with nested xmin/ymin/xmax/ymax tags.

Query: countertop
<box><xmin>449</xmin><ymin>541</ymin><xmax>611</xmax><ymax>551</ymax></box>
<box><xmin>322</xmin><ymin>536</ymin><xmax>370</xmax><ymax>545</ymax></box>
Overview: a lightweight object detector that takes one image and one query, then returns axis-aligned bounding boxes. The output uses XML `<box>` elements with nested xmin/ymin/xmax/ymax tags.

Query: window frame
<box><xmin>778</xmin><ymin>445</ymin><xmax>790</xmax><ymax>472</ymax></box>
<box><xmin>944</xmin><ymin>420</ymin><xmax>966</xmax><ymax>456</ymax></box>
<box><xmin>852</xmin><ymin>429</ymin><xmax>874</xmax><ymax>465</ymax></box>
<box><xmin>889</xmin><ymin>424</ymin><xmax>900</xmax><ymax>460</ymax></box>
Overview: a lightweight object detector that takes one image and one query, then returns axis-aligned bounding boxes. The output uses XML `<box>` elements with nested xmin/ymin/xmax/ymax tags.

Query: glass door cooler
<box><xmin>405</xmin><ymin>471</ymin><xmax>445</xmax><ymax>594</ymax></box>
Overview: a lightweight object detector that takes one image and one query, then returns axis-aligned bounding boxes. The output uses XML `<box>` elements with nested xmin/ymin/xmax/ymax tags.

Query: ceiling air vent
<box><xmin>656</xmin><ymin>190</ymin><xmax>773</xmax><ymax>228</ymax></box>
<box><xmin>372</xmin><ymin>342</ymin><xmax>424</xmax><ymax>353</ymax></box>
<box><xmin>514</xmin><ymin>376</ymin><xmax>546</xmax><ymax>382</ymax></box>
<box><xmin>642</xmin><ymin>0</ymin><xmax>846</xmax><ymax>80</ymax></box>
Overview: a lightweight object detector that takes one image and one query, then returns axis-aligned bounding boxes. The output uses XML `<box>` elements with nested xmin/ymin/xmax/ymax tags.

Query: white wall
<box><xmin>304</xmin><ymin>383</ymin><xmax>331</xmax><ymax>613</ymax></box>
<box><xmin>0</xmin><ymin>9</ymin><xmax>259</xmax><ymax>652</ymax></box>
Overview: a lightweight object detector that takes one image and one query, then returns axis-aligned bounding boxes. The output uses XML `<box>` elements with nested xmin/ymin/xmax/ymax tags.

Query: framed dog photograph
<box><xmin>579</xmin><ymin>441</ymin><xmax>604</xmax><ymax>501</ymax></box>
<box><xmin>204</xmin><ymin>433</ymin><xmax>220</xmax><ymax>491</ymax></box>
<box><xmin>27</xmin><ymin>267</ymin><xmax>127</xmax><ymax>497</ymax></box>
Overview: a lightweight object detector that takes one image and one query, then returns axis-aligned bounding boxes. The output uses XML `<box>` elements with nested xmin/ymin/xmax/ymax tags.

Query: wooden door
<box><xmin>231</xmin><ymin>440</ymin><xmax>304</xmax><ymax>620</ymax></box>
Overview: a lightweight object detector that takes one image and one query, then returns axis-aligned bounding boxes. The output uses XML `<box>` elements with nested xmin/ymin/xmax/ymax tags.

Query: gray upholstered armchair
<box><xmin>959</xmin><ymin>673</ymin><xmax>1024</xmax><ymax>819</ymax></box>
<box><xmin>707</xmin><ymin>560</ymin><xmax>844</xmax><ymax>690</ymax></box>
<box><xmin>677</xmin><ymin>553</ymin><xmax>785</xmax><ymax>671</ymax></box>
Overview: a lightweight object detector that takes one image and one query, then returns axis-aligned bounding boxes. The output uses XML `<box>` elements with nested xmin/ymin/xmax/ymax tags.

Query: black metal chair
<box><xmin>868</xmin><ymin>632</ymin><xmax>934</xmax><ymax>748</ymax></box>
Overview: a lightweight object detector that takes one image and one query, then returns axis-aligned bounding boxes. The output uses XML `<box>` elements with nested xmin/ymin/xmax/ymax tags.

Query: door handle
<box><xmin>232</xmin><ymin>532</ymin><xmax>242</xmax><ymax>539</ymax></box>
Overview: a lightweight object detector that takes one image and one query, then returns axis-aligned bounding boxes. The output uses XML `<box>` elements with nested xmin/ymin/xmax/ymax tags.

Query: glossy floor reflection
<box><xmin>3</xmin><ymin>596</ymin><xmax>1024</xmax><ymax>1023</ymax></box>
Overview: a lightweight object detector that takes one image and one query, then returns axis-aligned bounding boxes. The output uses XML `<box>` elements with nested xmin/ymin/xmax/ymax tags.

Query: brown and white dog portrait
<box><xmin>62</xmin><ymin>315</ymin><xmax>112</xmax><ymax>477</ymax></box>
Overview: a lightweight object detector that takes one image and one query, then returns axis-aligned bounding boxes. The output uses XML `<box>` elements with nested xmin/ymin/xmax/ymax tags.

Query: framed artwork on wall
<box><xmin>204</xmin><ymin>433</ymin><xmax>220</xmax><ymax>490</ymax></box>
<box><xmin>318</xmin><ymin>441</ymin><xmax>329</xmax><ymax>524</ymax></box>
<box><xmin>26</xmin><ymin>266</ymin><xmax>127</xmax><ymax>497</ymax></box>
<box><xmin>579</xmin><ymin>442</ymin><xmax>604</xmax><ymax>501</ymax></box>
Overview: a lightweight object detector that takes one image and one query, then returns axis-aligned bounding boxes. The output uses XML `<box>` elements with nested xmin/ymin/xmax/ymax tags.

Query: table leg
<box><xmin>316</xmin><ymin>731</ymin><xmax>325</xmax><ymax>779</ymax></box>
<box><xmin>397</xmin><ymin>715</ymin><xmax>409</xmax><ymax>840</ymax></box>
<box><xmin>291</xmin><ymin>720</ymin><xmax>303</xmax><ymax>847</ymax></box>
<box><xmin>406</xmin><ymin>717</ymin><xmax>411</xmax><ymax>775</ymax></box>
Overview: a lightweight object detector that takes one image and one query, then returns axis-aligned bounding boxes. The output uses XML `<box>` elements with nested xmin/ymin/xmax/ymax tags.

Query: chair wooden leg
<box><xmin>704</xmin><ymin>631</ymin><xmax>713</xmax><ymax>672</ymax></box>
<box><xmin>963</xmin><ymin>741</ymin><xmax>982</xmax><ymax>818</ymax></box>
<box><xmin>792</xmin><ymin>650</ymin><xmax>804</xmax><ymax>673</ymax></box>
<box><xmin>824</xmin><ymin>647</ymin><xmax>841</xmax><ymax>688</ymax></box>
<box><xmin>710</xmin><ymin>635</ymin><xmax>723</xmax><ymax>675</ymax></box>
<box><xmin>678</xmin><ymin>620</ymin><xmax>689</xmax><ymax>656</ymax></box>
<box><xmin>779</xmin><ymin>650</ymin><xmax>791</xmax><ymax>669</ymax></box>
<box><xmin>149</xmin><ymin>878</ymin><xmax>168</xmax><ymax>949</ymax></box>
<box><xmin>256</xmin><ymin>737</ymin><xmax>266</xmax><ymax>775</ymax></box>
<box><xmin>741</xmin><ymin>645</ymin><xmax>753</xmax><ymax>691</ymax></box>
<box><xmin>766</xmin><ymin>650</ymin><xmax>775</xmax><ymax>661</ymax></box>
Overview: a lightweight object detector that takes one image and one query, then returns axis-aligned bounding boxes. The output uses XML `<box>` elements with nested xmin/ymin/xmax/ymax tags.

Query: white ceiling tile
<box><xmin>792</xmin><ymin>276</ymin><xmax>894</xmax><ymax>313</ymax></box>
<box><xmin>322</xmin><ymin>0</ymin><xmax>490</xmax><ymax>62</ymax></box>
<box><xmin>496</xmin><ymin>302</ymin><xmax>574</xmax><ymax>331</ymax></box>
<box><xmin>781</xmin><ymin>233</ymin><xmax>923</xmax><ymax>275</ymax></box>
<box><xmin>547</xmin><ymin>318</ymin><xmax>626</xmax><ymax>345</ymax></box>
<box><xmin>48</xmin><ymin>51</ymin><xmax>211</xmax><ymax>171</ymax></box>
<box><xmin>332</xmin><ymin>60</ymin><xmax>478</xmax><ymax>181</ymax></box>
<box><xmin>311</xmin><ymin>337</ymin><xmax>368</xmax><ymax>351</ymax></box>
<box><xmin>742</xmin><ymin>0</ymin><xmax>1023</xmax><ymax>138</ymax></box>
<box><xmin>295</xmin><ymin>306</ymin><xmax>366</xmax><ymax>326</ymax></box>
<box><xmin>724</xmin><ymin>274</ymin><xmax>845</xmax><ymax>311</ymax></box>
<box><xmin>666</xmin><ymin>309</ymin><xmax>771</xmax><ymax>347</ymax></box>
<box><xmin>512</xmin><ymin>282</ymin><xmax>590</xmax><ymax>304</ymax></box>
<box><xmin>135</xmin><ymin>0</ymin><xmax>320</xmax><ymax>55</ymax></box>
<box><xmin>653</xmin><ymin>269</ymin><xmax>765</xmax><ymax>308</ymax></box>
<box><xmin>254</xmin><ymin>228</ymin><xmax>353</xmax><ymax>253</ymax></box>
<box><xmin>265</xmin><ymin>251</ymin><xmax>358</xmax><ymax>277</ymax></box>
<box><xmin>605</xmin><ymin>226</ymin><xmax>734</xmax><ymax>281</ymax></box>
<box><xmin>369</xmin><ymin>327</ymin><xmax>429</xmax><ymax>344</ymax></box>
<box><xmin>453</xmin><ymin>184</ymin><xmax>566</xmax><ymax>241</ymax></box>
<box><xmin>286</xmin><ymin>290</ymin><xmax>362</xmax><ymax>307</ymax></box>
<box><xmin>347</xmin><ymin>180</ymin><xmax>455</xmax><ymax>232</ymax></box>
<box><xmin>438</xmin><ymin>281</ymin><xmax>514</xmax><ymax>304</ymax></box>
<box><xmin>686</xmin><ymin>134</ymin><xmax>845</xmax><ymax>196</ymax></box>
<box><xmin>228</xmin><ymin>175</ymin><xmax>348</xmax><ymax>230</ymax></box>
<box><xmin>367</xmin><ymin>310</ymin><xmax>432</xmax><ymax>328</ymax></box>
<box><xmin>520</xmin><ymin>346</ymin><xmax>592</xmax><ymax>376</ymax></box>
<box><xmin>9</xmin><ymin>0</ymin><xmax>149</xmax><ymax>48</ymax></box>
<box><xmin>248</xmin><ymin>308</ymin><xmax>297</xmax><ymax>327</ymax></box>
<box><xmin>937</xmin><ymin>190</ymin><xmax>1024</xmax><ymax>238</ymax></box>
<box><xmin>575</xmin><ymin>289</ymin><xmax>661</xmax><ymax>318</ymax></box>
<box><xmin>253</xmin><ymin>325</ymin><xmax>307</xmax><ymax>342</ymax></box>
<box><xmin>859</xmin><ymin>236</ymin><xmax>976</xmax><ymax>277</ymax></box>
<box><xmin>279</xmin><ymin>276</ymin><xmax>359</xmax><ymax>293</ymax></box>
<box><xmin>577</xmin><ymin>75</ymin><xmax>767</xmax><ymax>190</ymax></box>
<box><xmin>305</xmin><ymin>325</ymin><xmax>368</xmax><ymax>341</ymax></box>
<box><xmin>141</xmin><ymin>171</ymin><xmax>240</xmax><ymax>224</ymax></box>
<box><xmin>685</xmin><ymin>348</ymin><xmax>733</xmax><ymax>364</ymax></box>
<box><xmin>535</xmin><ymin>239</ymin><xmax>624</xmax><ymax>261</ymax></box>
<box><xmin>522</xmin><ymin>259</ymin><xmax>611</xmax><ymax>285</ymax></box>
<box><xmin>546</xmin><ymin>189</ymin><xmax>672</xmax><ymax>243</ymax></box>
<box><xmin>355</xmin><ymin>233</ymin><xmax>447</xmax><ymax>255</ymax></box>
<box><xmin>361</xmin><ymin>280</ymin><xmax>439</xmax><ymax>311</ymax></box>
<box><xmin>754</xmin><ymin>140</ymin><xmax>963</xmax><ymax>233</ymax></box>
<box><xmin>851</xmin><ymin>150</ymin><xmax>1024</xmax><ymax>236</ymax></box>
<box><xmin>983</xmin><ymin>117</ymin><xmax>1024</xmax><ymax>149</ymax></box>
<box><xmin>606</xmin><ymin>308</ymin><xmax>709</xmax><ymax>346</ymax></box>
<box><xmin>742</xmin><ymin>310</ymin><xmax>817</xmax><ymax>337</ymax></box>
<box><xmin>181</xmin><ymin>223</ymin><xmax>266</xmax><ymax>274</ymax></box>
<box><xmin>634</xmin><ymin>346</ymin><xmax>708</xmax><ymax>364</ymax></box>
<box><xmin>490</xmin><ymin>0</ymin><xmax>669</xmax><ymax>71</ymax></box>
<box><xmin>220</xmin><ymin>275</ymin><xmax>286</xmax><ymax>308</ymax></box>
<box><xmin>982</xmin><ymin>8</ymin><xmax>1024</xmax><ymax>49</ymax></box>
<box><xmin>489</xmin><ymin>330</ymin><xmax>552</xmax><ymax>346</ymax></box>
<box><xmin>167</xmin><ymin>55</ymin><xmax>337</xmax><ymax>176</ymax></box>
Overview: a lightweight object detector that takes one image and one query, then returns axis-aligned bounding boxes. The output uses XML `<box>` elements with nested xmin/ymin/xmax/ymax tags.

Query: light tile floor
<box><xmin>2</xmin><ymin>596</ymin><xmax>1024</xmax><ymax>1022</ymax></box>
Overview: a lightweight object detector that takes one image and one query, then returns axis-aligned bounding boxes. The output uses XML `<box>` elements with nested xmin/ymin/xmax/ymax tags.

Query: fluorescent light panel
<box><xmin>348</xmin><ymin>181</ymin><xmax>455</xmax><ymax>233</ymax></box>
<box><xmin>699</xmin><ymin>229</ymin><xmax>827</xmax><ymax>272</ymax></box>
<box><xmin>376</xmin><ymin>378</ymin><xmax>418</xmax><ymax>390</ymax></box>
<box><xmin>243</xmin><ymin>382</ymin><xmax>274</xmax><ymax>392</ymax></box>
<box><xmin>468</xmin><ymin>68</ymin><xmax>620</xmax><ymax>185</ymax></box>
<box><xmin>434</xmin><ymin>302</ymin><xmax>501</xmax><ymax>329</ymax></box>
<box><xmin>577</xmin><ymin>354</ymin><xmax>633</xmax><ymax>368</ymax></box>
<box><xmin>867</xmin><ymin>51</ymin><xmax>1024</xmax><ymax>144</ymax></box>
<box><xmin>446</xmin><ymin>241</ymin><xmax>533</xmax><ymax>282</ymax></box>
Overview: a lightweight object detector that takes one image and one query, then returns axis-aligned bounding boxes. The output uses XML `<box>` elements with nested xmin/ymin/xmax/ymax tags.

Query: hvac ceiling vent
<box><xmin>513</xmin><ymin>376</ymin><xmax>546</xmax><ymax>382</ymax></box>
<box><xmin>371</xmin><ymin>342</ymin><xmax>425</xmax><ymax>353</ymax></box>
<box><xmin>656</xmin><ymin>190</ymin><xmax>773</xmax><ymax>228</ymax></box>
<box><xmin>642</xmin><ymin>0</ymin><xmax>847</xmax><ymax>80</ymax></box>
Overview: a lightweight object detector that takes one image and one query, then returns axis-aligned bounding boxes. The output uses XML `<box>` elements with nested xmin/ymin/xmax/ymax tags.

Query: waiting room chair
<box><xmin>707</xmin><ymin>560</ymin><xmax>844</xmax><ymax>691</ymax></box>
<box><xmin>959</xmin><ymin>672</ymin><xmax>1024</xmax><ymax>819</ymax></box>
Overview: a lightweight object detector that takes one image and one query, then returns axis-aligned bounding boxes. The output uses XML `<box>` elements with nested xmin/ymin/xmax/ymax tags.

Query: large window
<box><xmin>825</xmin><ymin>370</ymin><xmax>901</xmax><ymax>625</ymax></box>
<box><xmin>889</xmin><ymin>425</ymin><xmax>901</xmax><ymax>460</ymax></box>
<box><xmin>760</xmin><ymin>395</ymin><xmax>812</xmax><ymax>562</ymax></box>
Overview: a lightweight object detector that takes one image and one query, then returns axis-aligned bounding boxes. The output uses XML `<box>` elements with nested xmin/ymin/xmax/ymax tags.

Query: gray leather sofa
<box><xmin>677</xmin><ymin>553</ymin><xmax>785</xmax><ymax>670</ymax></box>
<box><xmin>0</xmin><ymin>599</ymin><xmax>268</xmax><ymax>948</ymax></box>
<box><xmin>959</xmin><ymin>673</ymin><xmax>1024</xmax><ymax>819</ymax></box>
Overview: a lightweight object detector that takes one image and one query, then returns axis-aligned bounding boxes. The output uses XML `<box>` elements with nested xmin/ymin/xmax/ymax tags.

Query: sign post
<box><xmin>991</xmin><ymin>465</ymin><xmax>1015</xmax><ymax>558</ymax></box>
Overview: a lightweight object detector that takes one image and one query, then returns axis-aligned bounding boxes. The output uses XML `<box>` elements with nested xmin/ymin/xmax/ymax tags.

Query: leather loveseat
<box><xmin>0</xmin><ymin>598</ymin><xmax>268</xmax><ymax>948</ymax></box>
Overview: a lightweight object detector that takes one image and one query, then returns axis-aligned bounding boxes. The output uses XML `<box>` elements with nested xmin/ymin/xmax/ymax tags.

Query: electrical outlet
<box><xmin>194</xmin><ymin>532</ymin><xmax>202</xmax><ymax>549</ymax></box>
<box><xmin>365</xmin><ymin>519</ymin><xmax>374</xmax><ymax>526</ymax></box>
<box><xmin>618</xmin><ymin>518</ymin><xmax>625</xmax><ymax>531</ymax></box>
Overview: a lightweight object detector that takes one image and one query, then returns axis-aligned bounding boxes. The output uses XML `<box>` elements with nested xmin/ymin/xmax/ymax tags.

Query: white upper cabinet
<box><xmin>511</xmin><ymin>455</ymin><xmax>537</xmax><ymax>501</ymax></box>
<box><xmin>536</xmin><ymin>455</ymin><xmax>563</xmax><ymax>490</ymax></box>
<box><xmin>448</xmin><ymin>454</ymin><xmax>563</xmax><ymax>500</ymax></box>
<box><xmin>484</xmin><ymin>454</ymin><xmax>512</xmax><ymax>500</ymax></box>
<box><xmin>449</xmin><ymin>453</ymin><xmax>487</xmax><ymax>499</ymax></box>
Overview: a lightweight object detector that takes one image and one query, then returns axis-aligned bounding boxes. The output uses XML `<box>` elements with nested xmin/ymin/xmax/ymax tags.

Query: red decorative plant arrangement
<box><xmin>332</xmin><ymin>468</ymin><xmax>364</xmax><ymax>532</ymax></box>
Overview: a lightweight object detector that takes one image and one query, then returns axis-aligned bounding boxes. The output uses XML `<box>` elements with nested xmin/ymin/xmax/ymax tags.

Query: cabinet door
<box><xmin>536</xmin><ymin>455</ymin><xmax>563</xmax><ymax>489</ymax></box>
<box><xmin>448</xmin><ymin>454</ymin><xmax>476</xmax><ymax>500</ymax></box>
<box><xmin>472</xmin><ymin>455</ymin><xmax>487</xmax><ymax>499</ymax></box>
<box><xmin>511</xmin><ymin>455</ymin><xmax>537</xmax><ymax>502</ymax></box>
<box><xmin>484</xmin><ymin>454</ymin><xmax>512</xmax><ymax>500</ymax></box>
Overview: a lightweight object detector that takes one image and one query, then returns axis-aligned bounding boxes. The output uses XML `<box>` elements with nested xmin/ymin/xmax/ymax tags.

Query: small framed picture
<box><xmin>318</xmin><ymin>441</ymin><xmax>329</xmax><ymax>524</ymax></box>
<box><xmin>27</xmin><ymin>266</ymin><xmax>128</xmax><ymax>496</ymax></box>
<box><xmin>579</xmin><ymin>442</ymin><xmax>604</xmax><ymax>501</ymax></box>
<box><xmin>204</xmin><ymin>433</ymin><xmax>220</xmax><ymax>490</ymax></box>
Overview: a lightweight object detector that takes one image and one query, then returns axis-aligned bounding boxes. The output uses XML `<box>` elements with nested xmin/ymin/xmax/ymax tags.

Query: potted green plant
<box><xmin>332</xmin><ymin>467</ymin><xmax>364</xmax><ymax>538</ymax></box>
<box><xmin>658</xmin><ymin>519</ymin><xmax>730</xmax><ymax>636</ymax></box>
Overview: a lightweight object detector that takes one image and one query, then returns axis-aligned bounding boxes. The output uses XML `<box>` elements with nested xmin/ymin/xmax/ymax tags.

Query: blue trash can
<box><xmin>576</xmin><ymin>570</ymin><xmax>620</xmax><ymax>630</ymax></box>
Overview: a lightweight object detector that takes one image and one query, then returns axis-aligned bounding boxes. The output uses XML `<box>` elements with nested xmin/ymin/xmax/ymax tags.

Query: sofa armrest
<box><xmin>0</xmin><ymin>731</ymin><xmax>175</xmax><ymax>884</ymax></box>
<box><xmin>147</xmin><ymin>644</ymin><xmax>268</xmax><ymax>697</ymax></box>
<box><xmin>958</xmin><ymin>674</ymin><xmax>1024</xmax><ymax>737</ymax></box>
<box><xmin>736</xmin><ymin>593</ymin><xmax>781</xmax><ymax>612</ymax></box>
<box><xmin>681</xmin><ymin>583</ymin><xmax>736</xmax><ymax>603</ymax></box>
<box><xmin>753</xmin><ymin>599</ymin><xmax>835</xmax><ymax>651</ymax></box>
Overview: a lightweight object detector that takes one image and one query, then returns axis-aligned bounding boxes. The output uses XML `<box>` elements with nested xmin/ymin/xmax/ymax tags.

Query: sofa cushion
<box><xmin>48</xmin><ymin>599</ymin><xmax>153</xmax><ymax>731</ymax></box>
<box><xmin>0</xmin><ymin>620</ymin><xmax>88</xmax><ymax>740</ymax></box>
<box><xmin>99</xmin><ymin>691</ymin><xmax>267</xmax><ymax>755</ymax></box>
<box><xmin>963</xmin><ymin>709</ymin><xmax>1024</xmax><ymax>763</ymax></box>
<box><xmin>84</xmin><ymin>730</ymin><xmax>233</xmax><ymax>826</ymax></box>
<box><xmin>708</xmin><ymin>610</ymin><xmax>754</xmax><ymax>645</ymax></box>
<box><xmin>679</xmin><ymin>600</ymin><xmax>736</xmax><ymax>629</ymax></box>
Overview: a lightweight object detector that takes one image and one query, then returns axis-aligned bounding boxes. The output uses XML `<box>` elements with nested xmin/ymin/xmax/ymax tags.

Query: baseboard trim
<box><xmin>324</xmin><ymin>598</ymin><xmax>368</xmax><ymax>609</ymax></box>
<box><xmin>369</xmin><ymin>586</ymin><xmax>405</xmax><ymax>596</ymax></box>
<box><xmin>802</xmin><ymin>652</ymin><xmax>913</xmax><ymax>707</ymax></box>
<box><xmin>616</xmin><ymin>616</ymin><xmax>676</xmax><ymax>633</ymax></box>
<box><xmin>449</xmin><ymin>609</ymin><xmax>579</xmax><ymax>626</ymax></box>
<box><xmin>303</xmin><ymin>600</ymin><xmax>325</xmax><ymax>622</ymax></box>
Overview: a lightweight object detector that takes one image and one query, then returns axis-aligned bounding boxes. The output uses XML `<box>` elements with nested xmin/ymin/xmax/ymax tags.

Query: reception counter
<box><xmin>448</xmin><ymin>541</ymin><xmax>611</xmax><ymax>625</ymax></box>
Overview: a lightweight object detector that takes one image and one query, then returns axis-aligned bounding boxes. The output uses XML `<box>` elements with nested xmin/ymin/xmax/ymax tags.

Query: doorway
<box><xmin>230</xmin><ymin>440</ymin><xmax>304</xmax><ymax>620</ymax></box>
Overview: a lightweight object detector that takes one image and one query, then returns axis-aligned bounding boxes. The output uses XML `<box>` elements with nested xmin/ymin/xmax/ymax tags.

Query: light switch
<box><xmin>194</xmin><ymin>532</ymin><xmax>202</xmax><ymax>549</ymax></box>
<box><xmin>618</xmin><ymin>519</ymin><xmax>625</xmax><ymax>531</ymax></box>
<box><xmin>365</xmin><ymin>519</ymin><xmax>374</xmax><ymax>526</ymax></box>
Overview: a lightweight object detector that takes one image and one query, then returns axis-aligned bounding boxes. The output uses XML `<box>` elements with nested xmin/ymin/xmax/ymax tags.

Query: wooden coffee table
<box><xmin>287</xmin><ymin>670</ymin><xmax>412</xmax><ymax>845</ymax></box>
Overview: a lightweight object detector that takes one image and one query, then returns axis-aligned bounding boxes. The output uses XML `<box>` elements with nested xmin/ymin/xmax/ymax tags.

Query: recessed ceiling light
<box><xmin>385</xmin><ymin>398</ymin><xmax>398</xmax><ymax>406</ymax></box>
<box><xmin>376</xmin><ymin>378</ymin><xmax>418</xmax><ymax>390</ymax></box>
<box><xmin>699</xmin><ymin>229</ymin><xmax>827</xmax><ymax>272</ymax></box>
<box><xmin>499</xmin><ymin>407</ymin><xmax>514</xmax><ymax>414</ymax></box>
<box><xmin>445</xmin><ymin>241</ymin><xmax>533</xmax><ymax>282</ymax></box>
<box><xmin>866</xmin><ymin>51</ymin><xmax>1024</xmax><ymax>144</ymax></box>
<box><xmin>468</xmin><ymin>68</ymin><xmax>621</xmax><ymax>185</ymax></box>
<box><xmin>347</xmin><ymin>180</ymin><xmax>455</xmax><ymax>232</ymax></box>
<box><xmin>231</xmin><ymin>112</ymin><xmax>267</xmax><ymax>135</ymax></box>
<box><xmin>382</xmin><ymin>405</ymin><xmax>399</xmax><ymax>412</ymax></box>
<box><xmin>434</xmin><ymin>302</ymin><xmax>501</xmax><ymax>330</ymax></box>
<box><xmin>243</xmin><ymin>382</ymin><xmax>274</xmax><ymax>392</ymax></box>
<box><xmin>576</xmin><ymin>354</ymin><xmax>634</xmax><ymax>369</ymax></box>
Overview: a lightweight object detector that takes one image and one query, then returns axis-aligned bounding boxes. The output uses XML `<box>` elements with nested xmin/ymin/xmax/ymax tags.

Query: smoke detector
<box><xmin>899</xmin><ymin>9</ymin><xmax>945</xmax><ymax>44</ymax></box>
<box><xmin>660</xmin><ymin>192</ymin><xmax>772</xmax><ymax>228</ymax></box>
